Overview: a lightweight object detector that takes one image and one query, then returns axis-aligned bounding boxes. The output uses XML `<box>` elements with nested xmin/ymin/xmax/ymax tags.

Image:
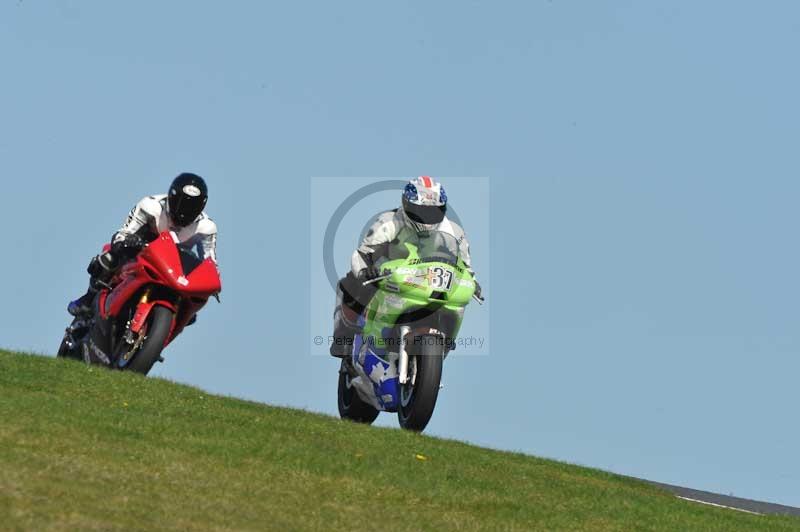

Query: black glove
<box><xmin>358</xmin><ymin>265</ymin><xmax>382</xmax><ymax>282</ymax></box>
<box><xmin>111</xmin><ymin>234</ymin><xmax>145</xmax><ymax>257</ymax></box>
<box><xmin>474</xmin><ymin>280</ymin><xmax>484</xmax><ymax>300</ymax></box>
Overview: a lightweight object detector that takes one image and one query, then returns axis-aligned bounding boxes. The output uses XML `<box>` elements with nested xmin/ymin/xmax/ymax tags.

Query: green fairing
<box><xmin>361</xmin><ymin>234</ymin><xmax>476</xmax><ymax>350</ymax></box>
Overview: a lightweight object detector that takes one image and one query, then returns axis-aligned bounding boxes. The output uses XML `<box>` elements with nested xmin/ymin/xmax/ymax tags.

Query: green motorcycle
<box><xmin>338</xmin><ymin>229</ymin><xmax>483</xmax><ymax>432</ymax></box>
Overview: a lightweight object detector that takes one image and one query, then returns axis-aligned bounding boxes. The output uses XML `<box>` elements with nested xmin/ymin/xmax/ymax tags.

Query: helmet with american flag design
<box><xmin>402</xmin><ymin>176</ymin><xmax>447</xmax><ymax>231</ymax></box>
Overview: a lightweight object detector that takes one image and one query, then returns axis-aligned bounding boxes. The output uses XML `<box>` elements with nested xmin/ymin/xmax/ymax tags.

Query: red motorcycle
<box><xmin>58</xmin><ymin>231</ymin><xmax>222</xmax><ymax>375</ymax></box>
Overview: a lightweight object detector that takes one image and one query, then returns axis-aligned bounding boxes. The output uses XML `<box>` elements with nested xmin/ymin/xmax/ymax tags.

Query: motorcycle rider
<box><xmin>67</xmin><ymin>173</ymin><xmax>218</xmax><ymax>317</ymax></box>
<box><xmin>330</xmin><ymin>176</ymin><xmax>481</xmax><ymax>357</ymax></box>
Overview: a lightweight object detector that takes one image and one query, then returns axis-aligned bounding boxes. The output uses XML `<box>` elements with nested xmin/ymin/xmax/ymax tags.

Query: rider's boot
<box><xmin>330</xmin><ymin>306</ymin><xmax>360</xmax><ymax>358</ymax></box>
<box><xmin>330</xmin><ymin>279</ymin><xmax>368</xmax><ymax>360</ymax></box>
<box><xmin>68</xmin><ymin>252</ymin><xmax>117</xmax><ymax>317</ymax></box>
<box><xmin>330</xmin><ymin>277</ymin><xmax>370</xmax><ymax>358</ymax></box>
<box><xmin>67</xmin><ymin>286</ymin><xmax>97</xmax><ymax>317</ymax></box>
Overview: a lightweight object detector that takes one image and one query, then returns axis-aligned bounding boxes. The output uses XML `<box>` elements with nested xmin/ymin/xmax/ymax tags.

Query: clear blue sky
<box><xmin>2</xmin><ymin>1</ymin><xmax>799</xmax><ymax>507</ymax></box>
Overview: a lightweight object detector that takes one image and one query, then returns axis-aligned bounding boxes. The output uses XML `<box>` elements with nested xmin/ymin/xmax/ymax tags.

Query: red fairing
<box><xmin>100</xmin><ymin>231</ymin><xmax>221</xmax><ymax>344</ymax></box>
<box><xmin>186</xmin><ymin>259</ymin><xmax>223</xmax><ymax>294</ymax></box>
<box><xmin>103</xmin><ymin>262</ymin><xmax>149</xmax><ymax>318</ymax></box>
<box><xmin>137</xmin><ymin>234</ymin><xmax>222</xmax><ymax>296</ymax></box>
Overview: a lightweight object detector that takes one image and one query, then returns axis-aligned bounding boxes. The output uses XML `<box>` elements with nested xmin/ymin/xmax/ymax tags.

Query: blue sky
<box><xmin>2</xmin><ymin>1</ymin><xmax>800</xmax><ymax>507</ymax></box>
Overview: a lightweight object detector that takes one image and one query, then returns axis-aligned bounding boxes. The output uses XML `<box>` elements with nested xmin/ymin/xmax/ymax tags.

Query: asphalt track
<box><xmin>644</xmin><ymin>480</ymin><xmax>800</xmax><ymax>517</ymax></box>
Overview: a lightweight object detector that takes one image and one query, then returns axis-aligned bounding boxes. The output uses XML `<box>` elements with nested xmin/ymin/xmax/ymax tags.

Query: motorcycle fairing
<box><xmin>102</xmin><ymin>233</ymin><xmax>220</xmax><ymax>321</ymax></box>
<box><xmin>82</xmin><ymin>231</ymin><xmax>221</xmax><ymax>367</ymax></box>
<box><xmin>350</xmin><ymin>230</ymin><xmax>477</xmax><ymax>413</ymax></box>
<box><xmin>350</xmin><ymin>335</ymin><xmax>400</xmax><ymax>411</ymax></box>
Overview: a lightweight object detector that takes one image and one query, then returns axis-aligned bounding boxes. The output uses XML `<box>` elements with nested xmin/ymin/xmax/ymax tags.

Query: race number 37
<box><xmin>429</xmin><ymin>266</ymin><xmax>454</xmax><ymax>290</ymax></box>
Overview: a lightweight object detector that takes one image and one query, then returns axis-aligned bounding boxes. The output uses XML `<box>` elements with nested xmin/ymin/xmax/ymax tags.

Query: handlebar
<box><xmin>361</xmin><ymin>272</ymin><xmax>393</xmax><ymax>286</ymax></box>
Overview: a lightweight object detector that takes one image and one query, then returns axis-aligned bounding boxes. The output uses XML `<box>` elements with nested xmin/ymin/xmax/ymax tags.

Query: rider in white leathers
<box><xmin>330</xmin><ymin>176</ymin><xmax>481</xmax><ymax>357</ymax></box>
<box><xmin>68</xmin><ymin>173</ymin><xmax>217</xmax><ymax>317</ymax></box>
<box><xmin>113</xmin><ymin>194</ymin><xmax>217</xmax><ymax>263</ymax></box>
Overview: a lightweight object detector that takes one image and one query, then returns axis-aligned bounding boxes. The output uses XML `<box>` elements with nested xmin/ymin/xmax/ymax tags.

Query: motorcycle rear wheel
<box><xmin>125</xmin><ymin>306</ymin><xmax>174</xmax><ymax>376</ymax></box>
<box><xmin>398</xmin><ymin>335</ymin><xmax>444</xmax><ymax>432</ymax></box>
<box><xmin>337</xmin><ymin>362</ymin><xmax>379</xmax><ymax>424</ymax></box>
<box><xmin>57</xmin><ymin>318</ymin><xmax>86</xmax><ymax>361</ymax></box>
<box><xmin>56</xmin><ymin>336</ymin><xmax>81</xmax><ymax>361</ymax></box>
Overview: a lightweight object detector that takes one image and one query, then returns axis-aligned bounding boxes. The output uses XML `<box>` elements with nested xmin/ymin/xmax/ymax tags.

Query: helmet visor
<box><xmin>168</xmin><ymin>193</ymin><xmax>205</xmax><ymax>227</ymax></box>
<box><xmin>403</xmin><ymin>200</ymin><xmax>446</xmax><ymax>225</ymax></box>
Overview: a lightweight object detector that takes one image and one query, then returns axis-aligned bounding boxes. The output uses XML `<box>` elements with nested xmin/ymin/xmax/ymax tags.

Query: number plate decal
<box><xmin>428</xmin><ymin>266</ymin><xmax>454</xmax><ymax>291</ymax></box>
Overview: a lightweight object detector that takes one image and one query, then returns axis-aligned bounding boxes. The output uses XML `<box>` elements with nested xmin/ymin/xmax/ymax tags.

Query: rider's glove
<box><xmin>112</xmin><ymin>234</ymin><xmax>145</xmax><ymax>255</ymax></box>
<box><xmin>358</xmin><ymin>265</ymin><xmax>382</xmax><ymax>282</ymax></box>
<box><xmin>474</xmin><ymin>280</ymin><xmax>484</xmax><ymax>300</ymax></box>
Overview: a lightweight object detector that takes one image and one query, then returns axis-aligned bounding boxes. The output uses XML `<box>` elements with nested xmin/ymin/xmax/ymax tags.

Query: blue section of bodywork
<box><xmin>365</xmin><ymin>335</ymin><xmax>387</xmax><ymax>357</ymax></box>
<box><xmin>378</xmin><ymin>375</ymin><xmax>399</xmax><ymax>412</ymax></box>
<box><xmin>361</xmin><ymin>348</ymin><xmax>399</xmax><ymax>411</ymax></box>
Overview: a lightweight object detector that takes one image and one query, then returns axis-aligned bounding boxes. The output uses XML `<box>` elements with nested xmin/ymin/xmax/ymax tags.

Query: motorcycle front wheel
<box><xmin>124</xmin><ymin>306</ymin><xmax>174</xmax><ymax>375</ymax></box>
<box><xmin>398</xmin><ymin>334</ymin><xmax>444</xmax><ymax>432</ymax></box>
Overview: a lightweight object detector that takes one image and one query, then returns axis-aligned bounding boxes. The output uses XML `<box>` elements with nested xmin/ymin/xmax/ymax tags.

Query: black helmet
<box><xmin>167</xmin><ymin>173</ymin><xmax>208</xmax><ymax>227</ymax></box>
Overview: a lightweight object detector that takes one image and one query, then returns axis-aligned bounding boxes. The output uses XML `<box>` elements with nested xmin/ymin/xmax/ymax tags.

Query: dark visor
<box><xmin>169</xmin><ymin>194</ymin><xmax>205</xmax><ymax>226</ymax></box>
<box><xmin>405</xmin><ymin>202</ymin><xmax>446</xmax><ymax>225</ymax></box>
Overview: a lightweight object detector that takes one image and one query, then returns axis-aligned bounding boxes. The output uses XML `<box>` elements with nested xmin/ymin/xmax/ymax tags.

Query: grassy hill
<box><xmin>0</xmin><ymin>350</ymin><xmax>797</xmax><ymax>531</ymax></box>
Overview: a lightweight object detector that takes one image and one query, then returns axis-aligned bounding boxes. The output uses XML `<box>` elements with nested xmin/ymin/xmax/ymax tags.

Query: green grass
<box><xmin>0</xmin><ymin>350</ymin><xmax>797</xmax><ymax>532</ymax></box>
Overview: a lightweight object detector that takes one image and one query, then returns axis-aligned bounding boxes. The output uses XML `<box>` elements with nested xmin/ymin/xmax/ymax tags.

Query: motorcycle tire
<box><xmin>398</xmin><ymin>334</ymin><xmax>444</xmax><ymax>432</ymax></box>
<box><xmin>125</xmin><ymin>306</ymin><xmax>174</xmax><ymax>376</ymax></box>
<box><xmin>337</xmin><ymin>362</ymin><xmax>379</xmax><ymax>424</ymax></box>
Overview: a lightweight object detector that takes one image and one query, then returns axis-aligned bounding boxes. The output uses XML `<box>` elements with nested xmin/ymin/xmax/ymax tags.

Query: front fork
<box><xmin>398</xmin><ymin>327</ymin><xmax>448</xmax><ymax>386</ymax></box>
<box><xmin>118</xmin><ymin>288</ymin><xmax>152</xmax><ymax>365</ymax></box>
<box><xmin>398</xmin><ymin>325</ymin><xmax>411</xmax><ymax>385</ymax></box>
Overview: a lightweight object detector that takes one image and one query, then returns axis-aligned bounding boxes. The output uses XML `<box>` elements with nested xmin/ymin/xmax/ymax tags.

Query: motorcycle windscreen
<box><xmin>386</xmin><ymin>230</ymin><xmax>461</xmax><ymax>267</ymax></box>
<box><xmin>140</xmin><ymin>233</ymin><xmax>221</xmax><ymax>295</ymax></box>
<box><xmin>178</xmin><ymin>244</ymin><xmax>221</xmax><ymax>295</ymax></box>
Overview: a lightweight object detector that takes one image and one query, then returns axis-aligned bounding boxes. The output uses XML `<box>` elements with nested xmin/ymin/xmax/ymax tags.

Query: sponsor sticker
<box><xmin>384</xmin><ymin>294</ymin><xmax>404</xmax><ymax>309</ymax></box>
<box><xmin>384</xmin><ymin>282</ymin><xmax>400</xmax><ymax>292</ymax></box>
<box><xmin>183</xmin><ymin>185</ymin><xmax>202</xmax><ymax>197</ymax></box>
<box><xmin>87</xmin><ymin>339</ymin><xmax>110</xmax><ymax>365</ymax></box>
